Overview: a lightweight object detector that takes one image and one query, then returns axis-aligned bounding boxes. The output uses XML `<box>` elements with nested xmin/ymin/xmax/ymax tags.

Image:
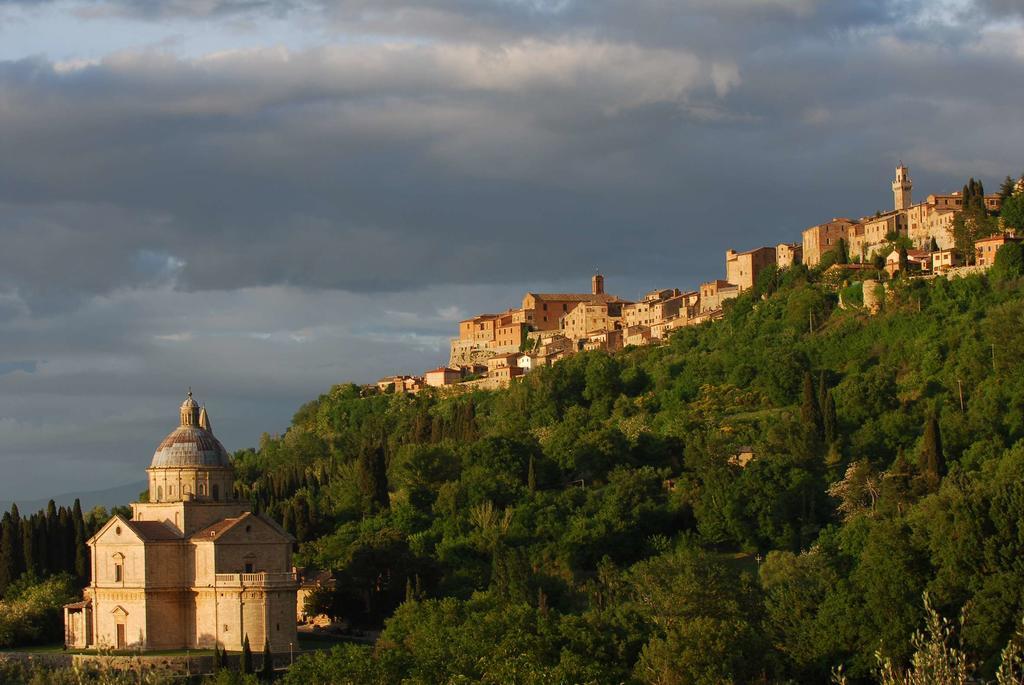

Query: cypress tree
<box><xmin>220</xmin><ymin>644</ymin><xmax>229</xmax><ymax>670</ymax></box>
<box><xmin>44</xmin><ymin>500</ymin><xmax>58</xmax><ymax>574</ymax></box>
<box><xmin>261</xmin><ymin>639</ymin><xmax>274</xmax><ymax>681</ymax></box>
<box><xmin>921</xmin><ymin>414</ymin><xmax>945</xmax><ymax>482</ymax></box>
<box><xmin>527</xmin><ymin>455</ymin><xmax>537</xmax><ymax>493</ymax></box>
<box><xmin>823</xmin><ymin>390</ymin><xmax>838</xmax><ymax>446</ymax></box>
<box><xmin>800</xmin><ymin>372</ymin><xmax>822</xmax><ymax>434</ymax></box>
<box><xmin>241</xmin><ymin>635</ymin><xmax>253</xmax><ymax>674</ymax></box>
<box><xmin>898</xmin><ymin>245</ymin><xmax>909</xmax><ymax>276</ymax></box>
<box><xmin>0</xmin><ymin>513</ymin><xmax>18</xmax><ymax>593</ymax></box>
<box><xmin>357</xmin><ymin>441</ymin><xmax>389</xmax><ymax>514</ymax></box>
<box><xmin>32</xmin><ymin>517</ymin><xmax>46</xmax><ymax>575</ymax></box>
<box><xmin>8</xmin><ymin>505</ymin><xmax>24</xmax><ymax>580</ymax></box>
<box><xmin>816</xmin><ymin>372</ymin><xmax>828</xmax><ymax>418</ymax></box>
<box><xmin>281</xmin><ymin>504</ymin><xmax>295</xmax><ymax>537</ymax></box>
<box><xmin>21</xmin><ymin>518</ymin><xmax>36</xmax><ymax>577</ymax></box>
<box><xmin>72</xmin><ymin>499</ymin><xmax>87</xmax><ymax>583</ymax></box>
<box><xmin>293</xmin><ymin>497</ymin><xmax>310</xmax><ymax>543</ymax></box>
<box><xmin>59</xmin><ymin>507</ymin><xmax>73</xmax><ymax>574</ymax></box>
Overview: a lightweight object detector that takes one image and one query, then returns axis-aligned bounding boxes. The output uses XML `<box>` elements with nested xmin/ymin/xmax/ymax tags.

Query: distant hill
<box><xmin>0</xmin><ymin>480</ymin><xmax>146</xmax><ymax>515</ymax></box>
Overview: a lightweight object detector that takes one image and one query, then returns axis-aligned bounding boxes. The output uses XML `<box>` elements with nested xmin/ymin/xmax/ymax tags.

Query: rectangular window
<box><xmin>115</xmin><ymin>564</ymin><xmax>123</xmax><ymax>582</ymax></box>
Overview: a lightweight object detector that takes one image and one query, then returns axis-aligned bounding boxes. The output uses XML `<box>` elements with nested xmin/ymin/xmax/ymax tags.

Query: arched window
<box><xmin>198</xmin><ymin>484</ymin><xmax>206</xmax><ymax>496</ymax></box>
<box><xmin>156</xmin><ymin>486</ymin><xmax>163</xmax><ymax>501</ymax></box>
<box><xmin>212</xmin><ymin>484</ymin><xmax>220</xmax><ymax>501</ymax></box>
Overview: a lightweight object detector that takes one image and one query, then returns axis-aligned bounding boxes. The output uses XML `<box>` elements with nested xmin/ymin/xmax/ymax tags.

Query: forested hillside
<box><xmin>221</xmin><ymin>244</ymin><xmax>1024</xmax><ymax>684</ymax></box>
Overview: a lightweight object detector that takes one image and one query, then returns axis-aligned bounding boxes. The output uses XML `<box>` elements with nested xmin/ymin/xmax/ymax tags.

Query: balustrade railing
<box><xmin>213</xmin><ymin>571</ymin><xmax>297</xmax><ymax>586</ymax></box>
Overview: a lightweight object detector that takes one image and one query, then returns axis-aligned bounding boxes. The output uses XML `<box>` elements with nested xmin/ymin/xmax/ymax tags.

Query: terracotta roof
<box><xmin>125</xmin><ymin>520</ymin><xmax>182</xmax><ymax>541</ymax></box>
<box><xmin>425</xmin><ymin>367</ymin><xmax>460</xmax><ymax>374</ymax></box>
<box><xmin>527</xmin><ymin>292</ymin><xmax>624</xmax><ymax>303</ymax></box>
<box><xmin>190</xmin><ymin>512</ymin><xmax>294</xmax><ymax>542</ymax></box>
<box><xmin>64</xmin><ymin>599</ymin><xmax>92</xmax><ymax>609</ymax></box>
<box><xmin>734</xmin><ymin>246</ymin><xmax>776</xmax><ymax>256</ymax></box>
<box><xmin>191</xmin><ymin>515</ymin><xmax>245</xmax><ymax>540</ymax></box>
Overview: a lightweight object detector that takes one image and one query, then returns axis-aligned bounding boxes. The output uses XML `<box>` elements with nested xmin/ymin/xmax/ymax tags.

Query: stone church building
<box><xmin>64</xmin><ymin>393</ymin><xmax>298</xmax><ymax>652</ymax></box>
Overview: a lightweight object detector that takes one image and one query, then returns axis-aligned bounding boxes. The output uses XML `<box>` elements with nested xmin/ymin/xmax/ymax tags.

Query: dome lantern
<box><xmin>180</xmin><ymin>389</ymin><xmax>200</xmax><ymax>427</ymax></box>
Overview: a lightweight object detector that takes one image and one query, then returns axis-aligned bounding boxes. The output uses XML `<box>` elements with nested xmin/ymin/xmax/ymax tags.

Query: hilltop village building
<box><xmin>802</xmin><ymin>164</ymin><xmax>1004</xmax><ymax>266</ymax></box>
<box><xmin>63</xmin><ymin>393</ymin><xmax>298</xmax><ymax>652</ymax></box>
<box><xmin>383</xmin><ymin>164</ymin><xmax>1020</xmax><ymax>392</ymax></box>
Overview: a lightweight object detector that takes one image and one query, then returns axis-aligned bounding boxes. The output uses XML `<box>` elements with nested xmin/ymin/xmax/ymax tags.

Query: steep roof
<box><xmin>125</xmin><ymin>520</ymin><xmax>182</xmax><ymax>541</ymax></box>
<box><xmin>190</xmin><ymin>511</ymin><xmax>294</xmax><ymax>543</ymax></box>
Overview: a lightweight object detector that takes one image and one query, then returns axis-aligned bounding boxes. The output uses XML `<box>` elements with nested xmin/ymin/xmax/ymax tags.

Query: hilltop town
<box><xmin>378</xmin><ymin>165</ymin><xmax>1023</xmax><ymax>394</ymax></box>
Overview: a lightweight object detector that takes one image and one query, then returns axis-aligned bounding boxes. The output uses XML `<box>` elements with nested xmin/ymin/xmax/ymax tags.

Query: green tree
<box><xmin>261</xmin><ymin>640</ymin><xmax>274</xmax><ymax>682</ymax></box>
<box><xmin>630</xmin><ymin>547</ymin><xmax>764</xmax><ymax>684</ymax></box>
<box><xmin>0</xmin><ymin>514</ymin><xmax>19</xmax><ymax>594</ymax></box>
<box><xmin>837</xmin><ymin>238</ymin><xmax>849</xmax><ymax>265</ymax></box>
<box><xmin>991</xmin><ymin>241</ymin><xmax>1024</xmax><ymax>282</ymax></box>
<box><xmin>920</xmin><ymin>415</ymin><xmax>945</xmax><ymax>487</ymax></box>
<box><xmin>357</xmin><ymin>441</ymin><xmax>390</xmax><ymax>515</ymax></box>
<box><xmin>1001</xmin><ymin>194</ymin><xmax>1024</xmax><ymax>232</ymax></box>
<box><xmin>241</xmin><ymin>635</ymin><xmax>253</xmax><ymax>674</ymax></box>
<box><xmin>823</xmin><ymin>390</ymin><xmax>838</xmax><ymax>447</ymax></box>
<box><xmin>999</xmin><ymin>175</ymin><xmax>1017</xmax><ymax>202</ymax></box>
<box><xmin>801</xmin><ymin>372</ymin><xmax>822</xmax><ymax>435</ymax></box>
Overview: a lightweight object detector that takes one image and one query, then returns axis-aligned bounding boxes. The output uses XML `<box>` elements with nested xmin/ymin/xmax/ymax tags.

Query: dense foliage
<box><xmin>2</xmin><ymin>180</ymin><xmax>1023</xmax><ymax>680</ymax></box>
<box><xmin>0</xmin><ymin>574</ymin><xmax>77</xmax><ymax>649</ymax></box>
<box><xmin>219</xmin><ymin>249</ymin><xmax>1024</xmax><ymax>683</ymax></box>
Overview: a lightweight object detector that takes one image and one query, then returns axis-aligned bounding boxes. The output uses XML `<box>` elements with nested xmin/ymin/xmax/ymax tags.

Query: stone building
<box><xmin>560</xmin><ymin>301</ymin><xmax>623</xmax><ymax>341</ymax></box>
<box><xmin>802</xmin><ymin>218</ymin><xmax>859</xmax><ymax>267</ymax></box>
<box><xmin>725</xmin><ymin>246</ymin><xmax>776</xmax><ymax>291</ymax></box>
<box><xmin>520</xmin><ymin>274</ymin><xmax>627</xmax><ymax>331</ymax></box>
<box><xmin>424</xmin><ymin>367</ymin><xmax>462</xmax><ymax>387</ymax></box>
<box><xmin>699</xmin><ymin>279</ymin><xmax>739</xmax><ymax>313</ymax></box>
<box><xmin>775</xmin><ymin>242</ymin><xmax>802</xmax><ymax>269</ymax></box>
<box><xmin>976</xmin><ymin>234</ymin><xmax>1021</xmax><ymax>267</ymax></box>
<box><xmin>64</xmin><ymin>393</ymin><xmax>297</xmax><ymax>653</ymax></box>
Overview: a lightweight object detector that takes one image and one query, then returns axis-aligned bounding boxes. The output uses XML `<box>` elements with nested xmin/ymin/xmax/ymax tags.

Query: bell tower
<box><xmin>592</xmin><ymin>271</ymin><xmax>604</xmax><ymax>295</ymax></box>
<box><xmin>893</xmin><ymin>162</ymin><xmax>912</xmax><ymax>211</ymax></box>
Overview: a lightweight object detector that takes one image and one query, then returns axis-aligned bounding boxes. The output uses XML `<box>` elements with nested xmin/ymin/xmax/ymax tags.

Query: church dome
<box><xmin>150</xmin><ymin>392</ymin><xmax>231</xmax><ymax>469</ymax></box>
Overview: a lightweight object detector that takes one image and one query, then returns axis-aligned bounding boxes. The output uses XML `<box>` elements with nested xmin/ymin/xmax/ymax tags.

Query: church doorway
<box><xmin>116</xmin><ymin>624</ymin><xmax>126</xmax><ymax>650</ymax></box>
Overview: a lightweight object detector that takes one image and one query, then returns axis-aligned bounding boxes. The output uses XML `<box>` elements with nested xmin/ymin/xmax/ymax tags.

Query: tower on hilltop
<box><xmin>592</xmin><ymin>271</ymin><xmax>604</xmax><ymax>295</ymax></box>
<box><xmin>893</xmin><ymin>162</ymin><xmax>912</xmax><ymax>211</ymax></box>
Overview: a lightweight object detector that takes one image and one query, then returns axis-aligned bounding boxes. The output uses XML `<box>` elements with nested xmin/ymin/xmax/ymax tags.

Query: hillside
<box><xmin>224</xmin><ymin>246</ymin><xmax>1024</xmax><ymax>683</ymax></box>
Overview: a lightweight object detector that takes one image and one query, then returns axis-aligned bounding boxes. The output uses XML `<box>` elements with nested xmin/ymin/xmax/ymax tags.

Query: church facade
<box><xmin>64</xmin><ymin>393</ymin><xmax>298</xmax><ymax>652</ymax></box>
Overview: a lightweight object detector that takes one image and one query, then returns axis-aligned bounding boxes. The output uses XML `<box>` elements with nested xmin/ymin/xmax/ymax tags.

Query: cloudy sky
<box><xmin>0</xmin><ymin>0</ymin><xmax>1022</xmax><ymax>503</ymax></box>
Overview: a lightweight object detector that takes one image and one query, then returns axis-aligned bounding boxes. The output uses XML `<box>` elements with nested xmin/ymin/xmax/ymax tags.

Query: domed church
<box><xmin>63</xmin><ymin>393</ymin><xmax>298</xmax><ymax>652</ymax></box>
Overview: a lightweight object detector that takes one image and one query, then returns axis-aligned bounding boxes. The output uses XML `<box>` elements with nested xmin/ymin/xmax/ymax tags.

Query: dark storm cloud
<box><xmin>1</xmin><ymin>1</ymin><xmax>1021</xmax><ymax>307</ymax></box>
<box><xmin>1</xmin><ymin>0</ymin><xmax>1023</xmax><ymax>501</ymax></box>
<box><xmin>975</xmin><ymin>0</ymin><xmax>1024</xmax><ymax>18</ymax></box>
